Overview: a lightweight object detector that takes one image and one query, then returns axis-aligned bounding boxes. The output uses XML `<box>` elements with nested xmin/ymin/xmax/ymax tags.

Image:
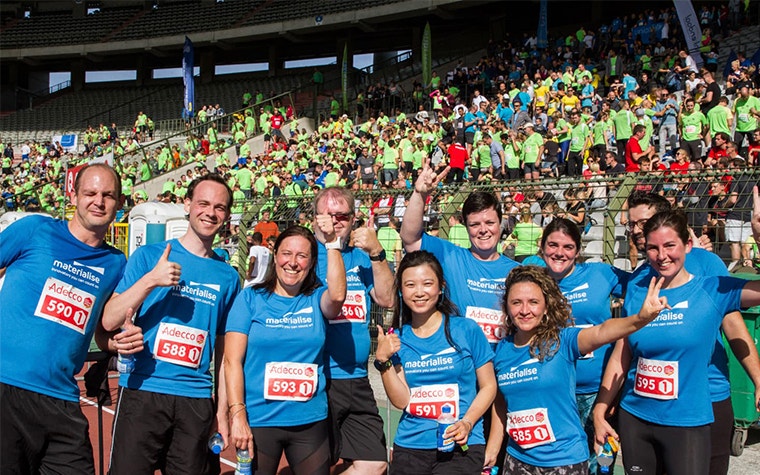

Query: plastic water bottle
<box><xmin>235</xmin><ymin>449</ymin><xmax>252</xmax><ymax>475</ymax></box>
<box><xmin>436</xmin><ymin>406</ymin><xmax>456</xmax><ymax>452</ymax></box>
<box><xmin>597</xmin><ymin>437</ymin><xmax>618</xmax><ymax>474</ymax></box>
<box><xmin>116</xmin><ymin>329</ymin><xmax>135</xmax><ymax>374</ymax></box>
<box><xmin>208</xmin><ymin>433</ymin><xmax>224</xmax><ymax>454</ymax></box>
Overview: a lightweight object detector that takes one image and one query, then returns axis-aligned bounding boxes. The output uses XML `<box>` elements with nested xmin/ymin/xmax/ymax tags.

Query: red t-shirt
<box><xmin>270</xmin><ymin>114</ymin><xmax>284</xmax><ymax>130</ymax></box>
<box><xmin>668</xmin><ymin>161</ymin><xmax>689</xmax><ymax>174</ymax></box>
<box><xmin>447</xmin><ymin>143</ymin><xmax>468</xmax><ymax>170</ymax></box>
<box><xmin>625</xmin><ymin>139</ymin><xmax>643</xmax><ymax>172</ymax></box>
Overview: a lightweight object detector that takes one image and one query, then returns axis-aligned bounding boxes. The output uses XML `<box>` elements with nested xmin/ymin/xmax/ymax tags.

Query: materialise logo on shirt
<box><xmin>52</xmin><ymin>259</ymin><xmax>103</xmax><ymax>286</ymax></box>
<box><xmin>499</xmin><ymin>358</ymin><xmax>539</xmax><ymax>385</ymax></box>
<box><xmin>564</xmin><ymin>282</ymin><xmax>589</xmax><ymax>303</ymax></box>
<box><xmin>466</xmin><ymin>277</ymin><xmax>506</xmax><ymax>294</ymax></box>
<box><xmin>266</xmin><ymin>307</ymin><xmax>314</xmax><ymax>328</ymax></box>
<box><xmin>404</xmin><ymin>347</ymin><xmax>455</xmax><ymax>373</ymax></box>
<box><xmin>651</xmin><ymin>300</ymin><xmax>687</xmax><ymax>326</ymax></box>
<box><xmin>171</xmin><ymin>281</ymin><xmax>219</xmax><ymax>305</ymax></box>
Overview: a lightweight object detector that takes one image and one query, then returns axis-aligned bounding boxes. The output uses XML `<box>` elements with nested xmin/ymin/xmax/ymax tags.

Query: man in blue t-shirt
<box><xmin>103</xmin><ymin>174</ymin><xmax>241</xmax><ymax>475</ymax></box>
<box><xmin>313</xmin><ymin>187</ymin><xmax>395</xmax><ymax>475</ymax></box>
<box><xmin>0</xmin><ymin>164</ymin><xmax>140</xmax><ymax>475</ymax></box>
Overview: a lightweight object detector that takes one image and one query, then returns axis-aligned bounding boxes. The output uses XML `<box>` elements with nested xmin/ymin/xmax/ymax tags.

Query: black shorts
<box><xmin>0</xmin><ymin>382</ymin><xmax>94</xmax><ymax>475</ymax></box>
<box><xmin>327</xmin><ymin>377</ymin><xmax>387</xmax><ymax>462</ymax></box>
<box><xmin>362</xmin><ymin>177</ymin><xmax>375</xmax><ymax>185</ymax></box>
<box><xmin>465</xmin><ymin>132</ymin><xmax>476</xmax><ymax>145</ymax></box>
<box><xmin>264</xmin><ymin>133</ymin><xmax>271</xmax><ymax>141</ymax></box>
<box><xmin>618</xmin><ymin>407</ymin><xmax>710</xmax><ymax>475</ymax></box>
<box><xmin>109</xmin><ymin>387</ymin><xmax>216</xmax><ymax>475</ymax></box>
<box><xmin>390</xmin><ymin>444</ymin><xmax>484</xmax><ymax>475</ymax></box>
<box><xmin>253</xmin><ymin>419</ymin><xmax>331</xmax><ymax>475</ymax></box>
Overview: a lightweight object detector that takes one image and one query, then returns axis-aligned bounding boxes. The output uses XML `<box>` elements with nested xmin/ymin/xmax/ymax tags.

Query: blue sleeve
<box><xmin>712</xmin><ymin>276</ymin><xmax>746</xmax><ymax>313</ymax></box>
<box><xmin>561</xmin><ymin>327</ymin><xmax>583</xmax><ymax>361</ymax></box>
<box><xmin>115</xmin><ymin>244</ymin><xmax>154</xmax><ymax>294</ymax></box>
<box><xmin>605</xmin><ymin>264</ymin><xmax>629</xmax><ymax>297</ymax></box>
<box><xmin>225</xmin><ymin>287</ymin><xmax>255</xmax><ymax>335</ymax></box>
<box><xmin>217</xmin><ymin>272</ymin><xmax>242</xmax><ymax>335</ymax></box>
<box><xmin>466</xmin><ymin>318</ymin><xmax>495</xmax><ymax>368</ymax></box>
<box><xmin>421</xmin><ymin>232</ymin><xmax>457</xmax><ymax>262</ymax></box>
<box><xmin>0</xmin><ymin>216</ymin><xmax>53</xmax><ymax>267</ymax></box>
<box><xmin>686</xmin><ymin>248</ymin><xmax>728</xmax><ymax>277</ymax></box>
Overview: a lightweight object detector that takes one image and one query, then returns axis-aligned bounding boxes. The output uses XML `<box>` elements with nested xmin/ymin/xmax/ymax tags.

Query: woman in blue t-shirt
<box><xmin>375</xmin><ymin>250</ymin><xmax>497</xmax><ymax>474</ymax></box>
<box><xmin>539</xmin><ymin>218</ymin><xmax>628</xmax><ymax>473</ymax></box>
<box><xmin>594</xmin><ymin>210</ymin><xmax>760</xmax><ymax>475</ymax></box>
<box><xmin>224</xmin><ymin>224</ymin><xmax>346</xmax><ymax>475</ymax></box>
<box><xmin>485</xmin><ymin>266</ymin><xmax>665</xmax><ymax>474</ymax></box>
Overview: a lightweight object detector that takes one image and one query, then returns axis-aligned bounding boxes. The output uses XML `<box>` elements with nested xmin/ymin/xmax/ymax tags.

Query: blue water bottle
<box><xmin>235</xmin><ymin>449</ymin><xmax>252</xmax><ymax>475</ymax></box>
<box><xmin>436</xmin><ymin>406</ymin><xmax>456</xmax><ymax>452</ymax></box>
<box><xmin>208</xmin><ymin>433</ymin><xmax>224</xmax><ymax>454</ymax></box>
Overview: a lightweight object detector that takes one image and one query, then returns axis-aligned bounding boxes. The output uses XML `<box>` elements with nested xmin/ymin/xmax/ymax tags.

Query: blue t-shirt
<box><xmin>581</xmin><ymin>84</ymin><xmax>594</xmax><ymax>108</ymax></box>
<box><xmin>558</xmin><ymin>263</ymin><xmax>627</xmax><ymax>394</ymax></box>
<box><xmin>116</xmin><ymin>239</ymin><xmax>240</xmax><ymax>398</ymax></box>
<box><xmin>391</xmin><ymin>316</ymin><xmax>493</xmax><ymax>449</ymax></box>
<box><xmin>421</xmin><ymin>233</ymin><xmax>519</xmax><ymax>345</ymax></box>
<box><xmin>620</xmin><ymin>275</ymin><xmax>743</xmax><ymax>426</ymax></box>
<box><xmin>464</xmin><ymin>112</ymin><xmax>477</xmax><ymax>133</ymax></box>
<box><xmin>0</xmin><ymin>216</ymin><xmax>126</xmax><ymax>402</ymax></box>
<box><xmin>629</xmin><ymin>248</ymin><xmax>732</xmax><ymax>402</ymax></box>
<box><xmin>493</xmin><ymin>327</ymin><xmax>587</xmax><ymax>467</ymax></box>
<box><xmin>225</xmin><ymin>287</ymin><xmax>328</xmax><ymax>427</ymax></box>
<box><xmin>317</xmin><ymin>243</ymin><xmax>374</xmax><ymax>379</ymax></box>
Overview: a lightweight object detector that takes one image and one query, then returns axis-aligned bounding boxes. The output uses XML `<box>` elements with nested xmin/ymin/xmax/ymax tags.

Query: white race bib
<box><xmin>406</xmin><ymin>384</ymin><xmax>459</xmax><ymax>420</ymax></box>
<box><xmin>330</xmin><ymin>290</ymin><xmax>368</xmax><ymax>325</ymax></box>
<box><xmin>264</xmin><ymin>362</ymin><xmax>318</xmax><ymax>401</ymax></box>
<box><xmin>738</xmin><ymin>113</ymin><xmax>750</xmax><ymax>123</ymax></box>
<box><xmin>153</xmin><ymin>322</ymin><xmax>207</xmax><ymax>369</ymax></box>
<box><xmin>684</xmin><ymin>125</ymin><xmax>697</xmax><ymax>135</ymax></box>
<box><xmin>466</xmin><ymin>306</ymin><xmax>506</xmax><ymax>343</ymax></box>
<box><xmin>507</xmin><ymin>407</ymin><xmax>557</xmax><ymax>449</ymax></box>
<box><xmin>34</xmin><ymin>277</ymin><xmax>96</xmax><ymax>334</ymax></box>
<box><xmin>634</xmin><ymin>357</ymin><xmax>678</xmax><ymax>400</ymax></box>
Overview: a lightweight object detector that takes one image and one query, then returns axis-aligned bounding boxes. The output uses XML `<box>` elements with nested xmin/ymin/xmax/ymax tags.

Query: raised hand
<box><xmin>314</xmin><ymin>214</ymin><xmax>337</xmax><ymax>244</ymax></box>
<box><xmin>113</xmin><ymin>308</ymin><xmax>144</xmax><ymax>355</ymax></box>
<box><xmin>638</xmin><ymin>277</ymin><xmax>669</xmax><ymax>323</ymax></box>
<box><xmin>375</xmin><ymin>325</ymin><xmax>400</xmax><ymax>363</ymax></box>
<box><xmin>414</xmin><ymin>158</ymin><xmax>449</xmax><ymax>196</ymax></box>
<box><xmin>151</xmin><ymin>243</ymin><xmax>181</xmax><ymax>287</ymax></box>
<box><xmin>350</xmin><ymin>214</ymin><xmax>382</xmax><ymax>255</ymax></box>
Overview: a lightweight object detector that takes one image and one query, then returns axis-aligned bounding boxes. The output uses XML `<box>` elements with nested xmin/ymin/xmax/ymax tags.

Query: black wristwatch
<box><xmin>369</xmin><ymin>250</ymin><xmax>387</xmax><ymax>262</ymax></box>
<box><xmin>374</xmin><ymin>358</ymin><xmax>393</xmax><ymax>373</ymax></box>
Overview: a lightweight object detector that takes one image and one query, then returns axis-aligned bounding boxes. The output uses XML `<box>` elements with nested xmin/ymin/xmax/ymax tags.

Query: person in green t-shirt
<box><xmin>678</xmin><ymin>97</ymin><xmax>708</xmax><ymax>160</ymax></box>
<box><xmin>732</xmin><ymin>85</ymin><xmax>760</xmax><ymax>149</ymax></box>
<box><xmin>707</xmin><ymin>96</ymin><xmax>733</xmax><ymax>137</ymax></box>
<box><xmin>612</xmin><ymin>100</ymin><xmax>634</xmax><ymax>157</ymax></box>
<box><xmin>447</xmin><ymin>214</ymin><xmax>471</xmax><ymax>249</ymax></box>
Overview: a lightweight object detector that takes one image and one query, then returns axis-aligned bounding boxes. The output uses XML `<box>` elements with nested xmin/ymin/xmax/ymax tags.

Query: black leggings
<box><xmin>710</xmin><ymin>397</ymin><xmax>734</xmax><ymax>475</ymax></box>
<box><xmin>252</xmin><ymin>419</ymin><xmax>330</xmax><ymax>475</ymax></box>
<box><xmin>618</xmin><ymin>408</ymin><xmax>710</xmax><ymax>475</ymax></box>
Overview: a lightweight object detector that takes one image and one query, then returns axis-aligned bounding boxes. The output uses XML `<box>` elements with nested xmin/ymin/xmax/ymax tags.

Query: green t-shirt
<box><xmin>707</xmin><ymin>105</ymin><xmax>731</xmax><ymax>135</ymax></box>
<box><xmin>612</xmin><ymin>109</ymin><xmax>634</xmax><ymax>140</ymax></box>
<box><xmin>447</xmin><ymin>223</ymin><xmax>471</xmax><ymax>249</ymax></box>
<box><xmin>680</xmin><ymin>111</ymin><xmax>707</xmax><ymax>141</ymax></box>
<box><xmin>556</xmin><ymin>118</ymin><xmax>570</xmax><ymax>143</ymax></box>
<box><xmin>521</xmin><ymin>133</ymin><xmax>544</xmax><ymax>163</ymax></box>
<box><xmin>382</xmin><ymin>146</ymin><xmax>398</xmax><ymax>170</ymax></box>
<box><xmin>569</xmin><ymin>123</ymin><xmax>590</xmax><ymax>152</ymax></box>
<box><xmin>734</xmin><ymin>96</ymin><xmax>760</xmax><ymax>132</ymax></box>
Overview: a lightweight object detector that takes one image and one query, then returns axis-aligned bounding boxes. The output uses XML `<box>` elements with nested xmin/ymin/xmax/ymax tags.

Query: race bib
<box><xmin>406</xmin><ymin>384</ymin><xmax>459</xmax><ymax>420</ymax></box>
<box><xmin>264</xmin><ymin>362</ymin><xmax>318</xmax><ymax>401</ymax></box>
<box><xmin>330</xmin><ymin>290</ymin><xmax>368</xmax><ymax>325</ymax></box>
<box><xmin>466</xmin><ymin>306</ymin><xmax>506</xmax><ymax>343</ymax></box>
<box><xmin>34</xmin><ymin>277</ymin><xmax>96</xmax><ymax>334</ymax></box>
<box><xmin>507</xmin><ymin>407</ymin><xmax>556</xmax><ymax>449</ymax></box>
<box><xmin>634</xmin><ymin>357</ymin><xmax>678</xmax><ymax>400</ymax></box>
<box><xmin>738</xmin><ymin>113</ymin><xmax>750</xmax><ymax>123</ymax></box>
<box><xmin>363</xmin><ymin>167</ymin><xmax>373</xmax><ymax>174</ymax></box>
<box><xmin>572</xmin><ymin>136</ymin><xmax>580</xmax><ymax>146</ymax></box>
<box><xmin>684</xmin><ymin>125</ymin><xmax>697</xmax><ymax>135</ymax></box>
<box><xmin>153</xmin><ymin>322</ymin><xmax>207</xmax><ymax>369</ymax></box>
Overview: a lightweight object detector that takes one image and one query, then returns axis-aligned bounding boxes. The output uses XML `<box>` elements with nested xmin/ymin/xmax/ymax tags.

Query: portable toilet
<box><xmin>128</xmin><ymin>203</ymin><xmax>187</xmax><ymax>255</ymax></box>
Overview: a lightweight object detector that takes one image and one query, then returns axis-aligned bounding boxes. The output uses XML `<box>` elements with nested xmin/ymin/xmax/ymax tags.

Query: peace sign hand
<box><xmin>638</xmin><ymin>277</ymin><xmax>670</xmax><ymax>324</ymax></box>
<box><xmin>414</xmin><ymin>158</ymin><xmax>449</xmax><ymax>196</ymax></box>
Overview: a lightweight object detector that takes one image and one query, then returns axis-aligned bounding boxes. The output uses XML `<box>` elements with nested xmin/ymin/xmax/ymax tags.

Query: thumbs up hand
<box><xmin>150</xmin><ymin>243</ymin><xmax>181</xmax><ymax>287</ymax></box>
<box><xmin>113</xmin><ymin>307</ymin><xmax>144</xmax><ymax>355</ymax></box>
<box><xmin>375</xmin><ymin>325</ymin><xmax>400</xmax><ymax>363</ymax></box>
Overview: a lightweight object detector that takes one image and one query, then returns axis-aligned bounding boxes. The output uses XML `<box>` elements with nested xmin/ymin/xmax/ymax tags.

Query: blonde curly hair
<box><xmin>501</xmin><ymin>266</ymin><xmax>574</xmax><ymax>361</ymax></box>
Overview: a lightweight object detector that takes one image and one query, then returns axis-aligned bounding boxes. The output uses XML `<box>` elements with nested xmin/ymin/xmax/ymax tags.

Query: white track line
<box><xmin>79</xmin><ymin>395</ymin><xmax>236</xmax><ymax>468</ymax></box>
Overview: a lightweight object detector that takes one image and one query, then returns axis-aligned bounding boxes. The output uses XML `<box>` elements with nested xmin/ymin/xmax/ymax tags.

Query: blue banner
<box><xmin>537</xmin><ymin>0</ymin><xmax>548</xmax><ymax>49</ymax></box>
<box><xmin>183</xmin><ymin>36</ymin><xmax>195</xmax><ymax>120</ymax></box>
